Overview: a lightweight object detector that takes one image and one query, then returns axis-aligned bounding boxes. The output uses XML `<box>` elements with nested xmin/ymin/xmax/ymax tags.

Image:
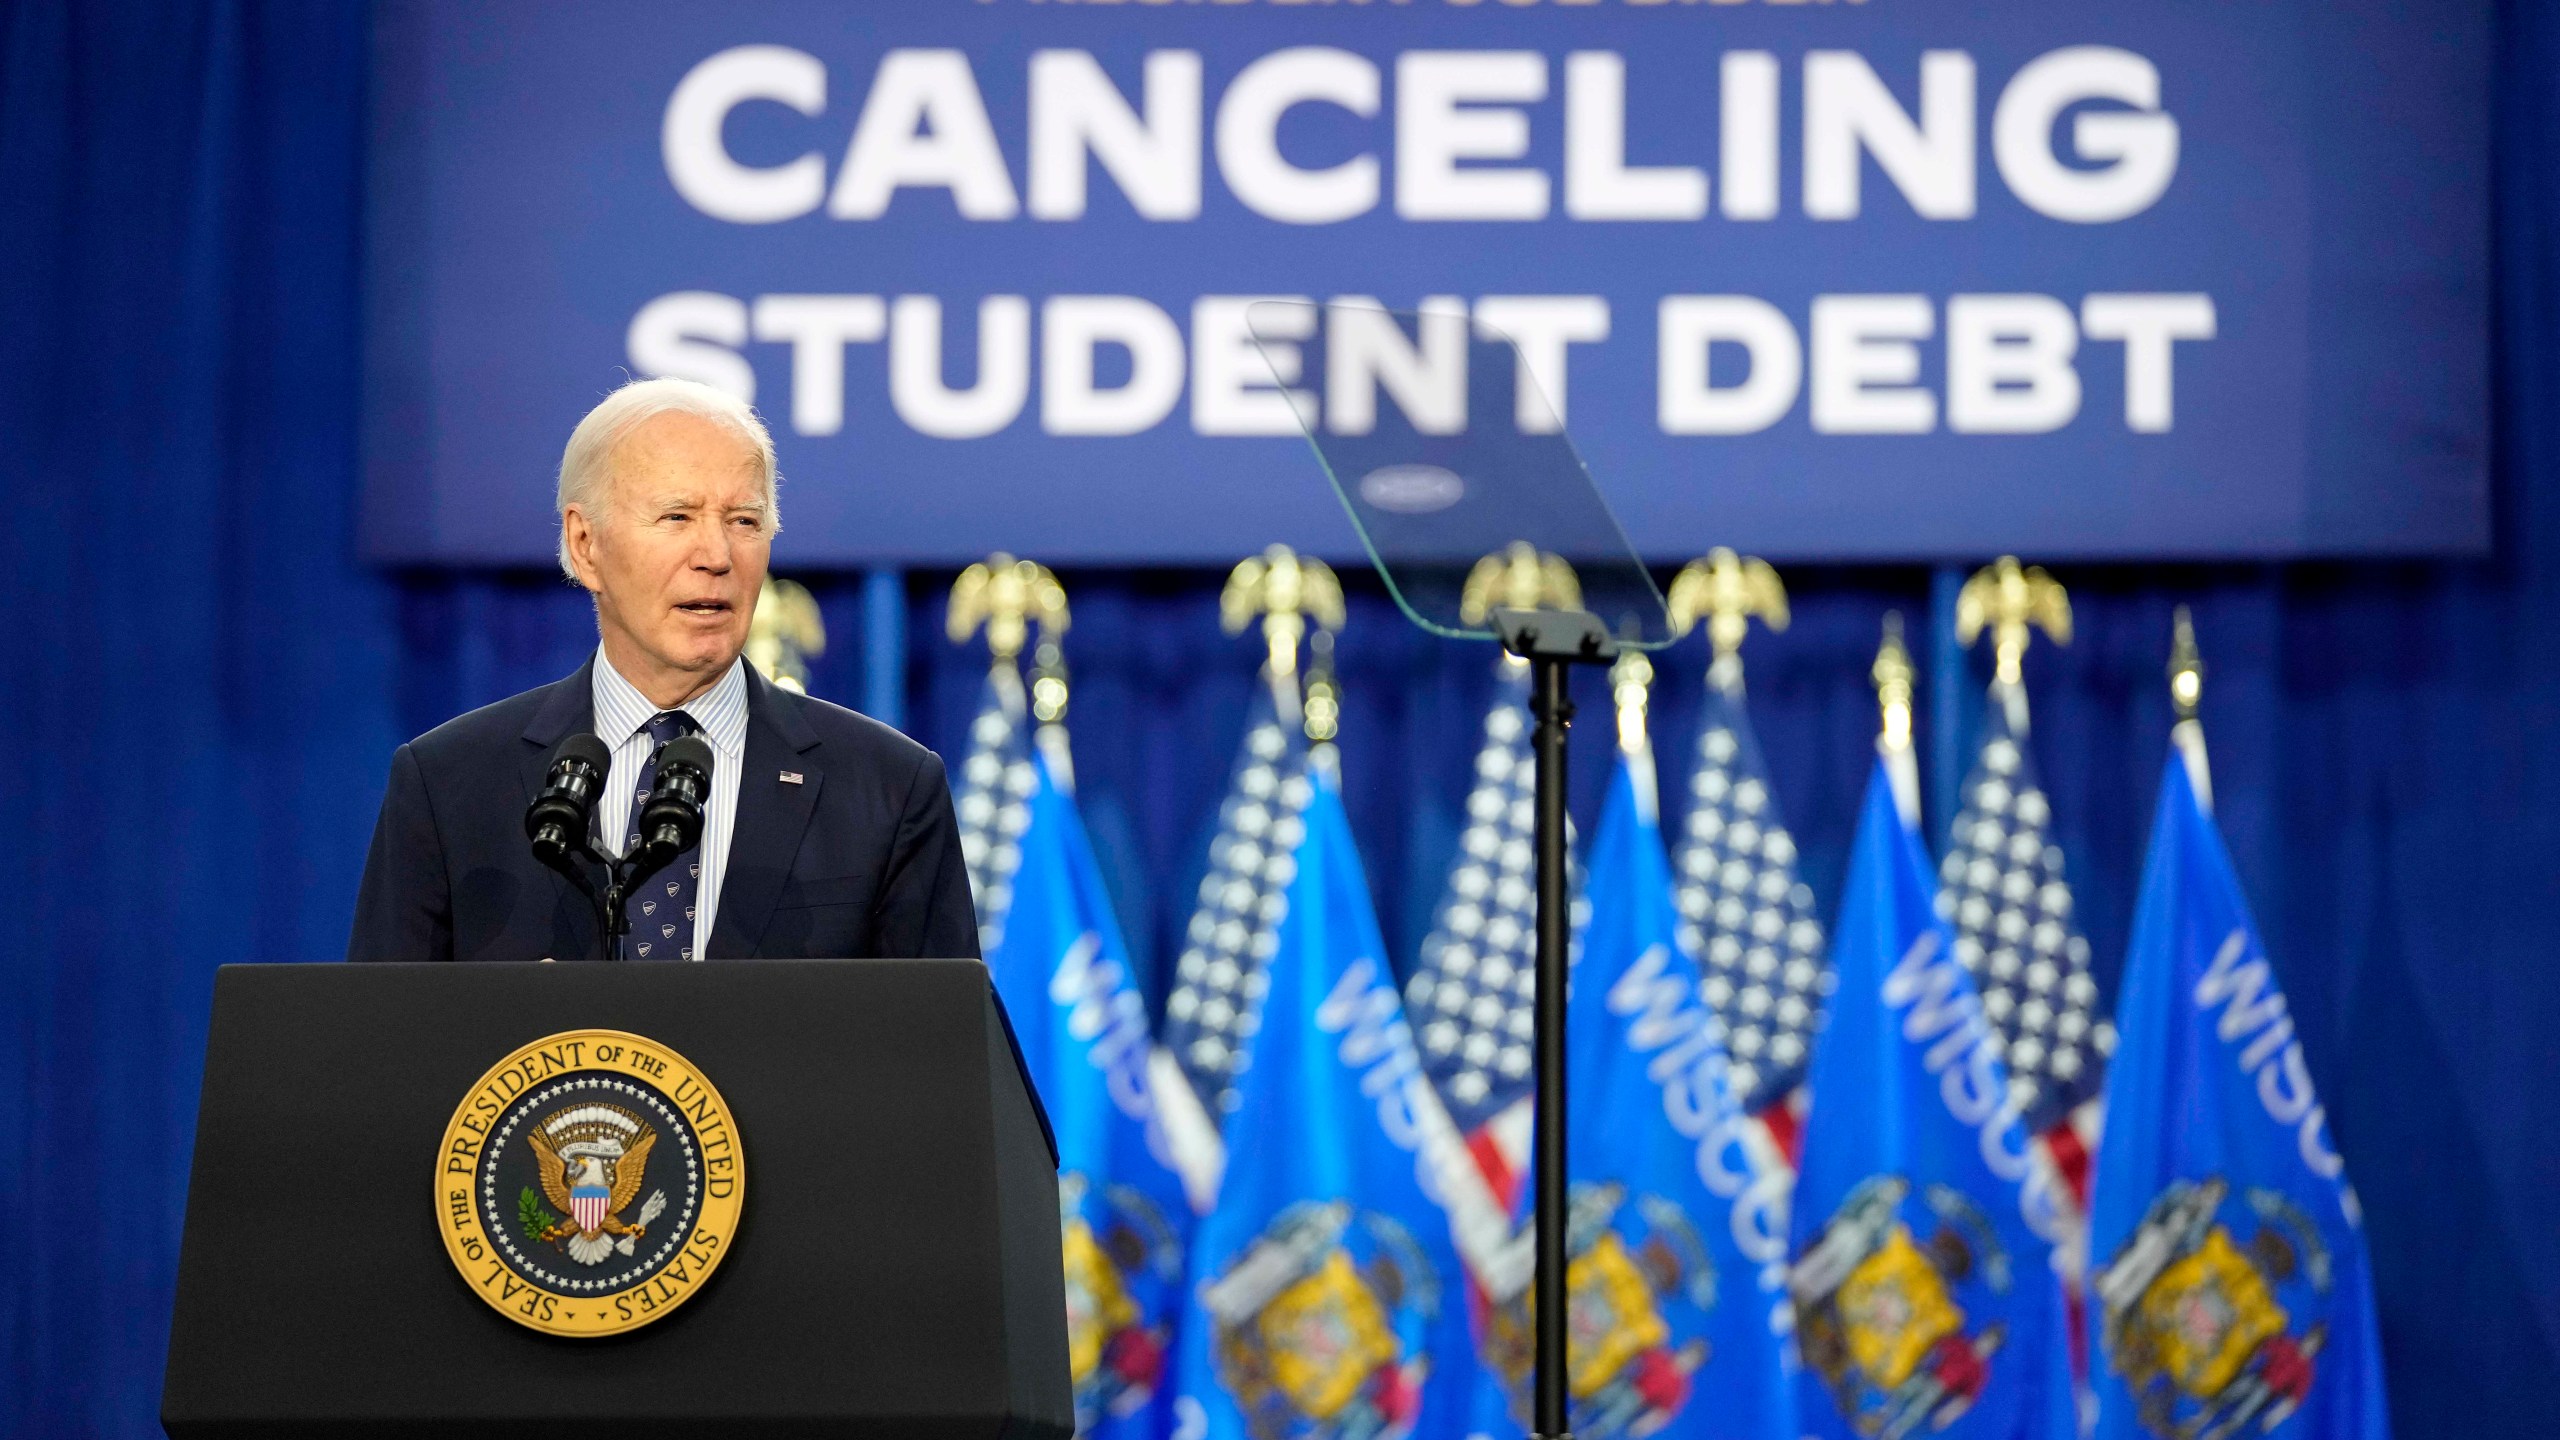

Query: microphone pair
<box><xmin>524</xmin><ymin>732</ymin><xmax>715</xmax><ymax>956</ymax></box>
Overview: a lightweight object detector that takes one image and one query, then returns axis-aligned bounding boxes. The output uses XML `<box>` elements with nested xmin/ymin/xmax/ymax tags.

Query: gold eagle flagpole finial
<box><xmin>1955</xmin><ymin>556</ymin><xmax>2071</xmax><ymax>688</ymax></box>
<box><xmin>1873</xmin><ymin>611</ymin><xmax>1915</xmax><ymax>753</ymax></box>
<box><xmin>1874</xmin><ymin>611</ymin><xmax>1923</xmax><ymax>825</ymax></box>
<box><xmin>1609</xmin><ymin>639</ymin><xmax>1655</xmax><ymax>755</ymax></box>
<box><xmin>2168</xmin><ymin>604</ymin><xmax>2204</xmax><ymax>722</ymax></box>
<box><xmin>1666</xmin><ymin>547</ymin><xmax>1789</xmax><ymax>693</ymax></box>
<box><xmin>1459</xmin><ymin>542</ymin><xmax>1582</xmax><ymax>676</ymax></box>
<box><xmin>2168</xmin><ymin>603</ymin><xmax>2213</xmax><ymax>812</ymax></box>
<box><xmin>746</xmin><ymin>576</ymin><xmax>826</xmax><ymax>695</ymax></box>
<box><xmin>1222</xmin><ymin>546</ymin><xmax>1346</xmax><ymax>728</ymax></box>
<box><xmin>1458</xmin><ymin>541</ymin><xmax>1583</xmax><ymax>627</ymax></box>
<box><xmin>948</xmin><ymin>553</ymin><xmax>1068</xmax><ymax>672</ymax></box>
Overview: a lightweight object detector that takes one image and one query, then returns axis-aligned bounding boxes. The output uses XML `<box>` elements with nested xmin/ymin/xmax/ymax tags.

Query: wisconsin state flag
<box><xmin>1172</xmin><ymin>773</ymin><xmax>1501</xmax><ymax>1440</ymax></box>
<box><xmin>2087</xmin><ymin>742</ymin><xmax>2389</xmax><ymax>1440</ymax></box>
<box><xmin>1791</xmin><ymin>759</ymin><xmax>2076</xmax><ymax>1440</ymax></box>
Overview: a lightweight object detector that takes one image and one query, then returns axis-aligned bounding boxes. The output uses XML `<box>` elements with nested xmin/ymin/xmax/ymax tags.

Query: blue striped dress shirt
<box><xmin>590</xmin><ymin>651</ymin><xmax>749</xmax><ymax>960</ymax></box>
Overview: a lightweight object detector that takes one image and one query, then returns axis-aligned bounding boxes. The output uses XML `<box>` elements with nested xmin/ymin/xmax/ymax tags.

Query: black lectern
<box><xmin>162</xmin><ymin>960</ymin><xmax>1071</xmax><ymax>1439</ymax></box>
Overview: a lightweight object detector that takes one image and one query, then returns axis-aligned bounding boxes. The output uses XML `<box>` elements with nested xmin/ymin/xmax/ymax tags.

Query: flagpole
<box><xmin>1492</xmin><ymin>605</ymin><xmax>1616</xmax><ymax>1440</ymax></box>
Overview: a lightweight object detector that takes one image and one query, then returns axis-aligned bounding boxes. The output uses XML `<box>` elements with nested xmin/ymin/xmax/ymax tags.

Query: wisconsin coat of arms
<box><xmin>1197</xmin><ymin>1200</ymin><xmax>1440</xmax><ymax>1440</ymax></box>
<box><xmin>1061</xmin><ymin>1171</ymin><xmax>1184</xmax><ymax>1430</ymax></box>
<box><xmin>1477</xmin><ymin>1181</ymin><xmax>1716</xmax><ymax>1438</ymax></box>
<box><xmin>2094</xmin><ymin>1177</ymin><xmax>2327</xmax><ymax>1440</ymax></box>
<box><xmin>1792</xmin><ymin>1176</ymin><xmax>2009</xmax><ymax>1439</ymax></box>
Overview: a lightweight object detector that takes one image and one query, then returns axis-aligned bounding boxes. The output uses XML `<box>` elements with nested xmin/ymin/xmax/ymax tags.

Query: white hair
<box><xmin>556</xmin><ymin>377</ymin><xmax>781</xmax><ymax>580</ymax></box>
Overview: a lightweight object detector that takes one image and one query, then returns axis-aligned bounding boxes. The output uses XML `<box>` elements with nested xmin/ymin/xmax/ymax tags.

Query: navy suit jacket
<box><xmin>348</xmin><ymin>658</ymin><xmax>980</xmax><ymax>964</ymax></box>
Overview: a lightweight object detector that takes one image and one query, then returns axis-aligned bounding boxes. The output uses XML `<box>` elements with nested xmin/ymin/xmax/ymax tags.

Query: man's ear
<box><xmin>562</xmin><ymin>505</ymin><xmax>605</xmax><ymax>593</ymax></box>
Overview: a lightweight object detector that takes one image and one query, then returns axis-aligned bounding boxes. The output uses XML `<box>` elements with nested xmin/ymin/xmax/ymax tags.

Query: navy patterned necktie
<box><xmin>623</xmin><ymin>710</ymin><xmax>701</xmax><ymax>962</ymax></box>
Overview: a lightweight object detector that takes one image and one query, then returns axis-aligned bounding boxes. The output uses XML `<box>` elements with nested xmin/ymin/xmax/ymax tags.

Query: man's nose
<box><xmin>689</xmin><ymin>520</ymin><xmax>733</xmax><ymax>572</ymax></box>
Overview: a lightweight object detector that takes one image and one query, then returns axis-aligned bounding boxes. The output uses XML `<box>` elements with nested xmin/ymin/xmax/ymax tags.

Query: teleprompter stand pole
<box><xmin>1492</xmin><ymin>607</ymin><xmax>1617</xmax><ymax>1440</ymax></box>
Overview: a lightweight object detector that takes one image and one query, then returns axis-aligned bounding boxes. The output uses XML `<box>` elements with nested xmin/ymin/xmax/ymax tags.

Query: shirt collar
<box><xmin>591</xmin><ymin>649</ymin><xmax>751</xmax><ymax>760</ymax></box>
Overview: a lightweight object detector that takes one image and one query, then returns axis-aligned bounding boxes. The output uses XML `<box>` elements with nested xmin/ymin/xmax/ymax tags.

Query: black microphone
<box><xmin>626</xmin><ymin>734</ymin><xmax>714</xmax><ymax>883</ymax></box>
<box><xmin>524</xmin><ymin>733</ymin><xmax>612</xmax><ymax>869</ymax></box>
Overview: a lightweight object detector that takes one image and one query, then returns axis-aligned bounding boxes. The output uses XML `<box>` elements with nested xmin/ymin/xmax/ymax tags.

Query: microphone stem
<box><xmin>600</xmin><ymin>871</ymin><xmax>628</xmax><ymax>962</ymax></box>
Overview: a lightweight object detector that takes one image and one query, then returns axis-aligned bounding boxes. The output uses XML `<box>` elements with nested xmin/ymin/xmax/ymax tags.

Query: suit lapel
<box><xmin>710</xmin><ymin>667</ymin><xmax>823</xmax><ymax>958</ymax></box>
<box><xmin>519</xmin><ymin>657</ymin><xmax>600</xmax><ymax>801</ymax></box>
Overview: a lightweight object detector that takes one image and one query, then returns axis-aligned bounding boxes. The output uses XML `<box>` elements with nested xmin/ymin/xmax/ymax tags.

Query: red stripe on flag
<box><xmin>2042</xmin><ymin>1116</ymin><xmax>2093</xmax><ymax>1211</ymax></box>
<box><xmin>2034</xmin><ymin>1115</ymin><xmax>2096</xmax><ymax>1387</ymax></box>
<box><xmin>1466</xmin><ymin>1125</ymin><xmax>1522</xmax><ymax>1212</ymax></box>
<box><xmin>1754</xmin><ymin>1096</ymin><xmax>1804</xmax><ymax>1171</ymax></box>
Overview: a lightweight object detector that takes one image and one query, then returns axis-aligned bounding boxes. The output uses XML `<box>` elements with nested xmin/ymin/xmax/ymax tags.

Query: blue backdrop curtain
<box><xmin>4</xmin><ymin>3</ymin><xmax>2555</xmax><ymax>1435</ymax></box>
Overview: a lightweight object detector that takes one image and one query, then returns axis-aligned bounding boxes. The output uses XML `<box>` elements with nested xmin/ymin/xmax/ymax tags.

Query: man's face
<box><xmin>563</xmin><ymin>412</ymin><xmax>771</xmax><ymax>698</ymax></box>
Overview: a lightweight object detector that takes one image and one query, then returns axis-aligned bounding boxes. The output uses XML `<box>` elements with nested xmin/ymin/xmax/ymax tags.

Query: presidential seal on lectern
<box><xmin>435</xmin><ymin>1029</ymin><xmax>745</xmax><ymax>1337</ymax></box>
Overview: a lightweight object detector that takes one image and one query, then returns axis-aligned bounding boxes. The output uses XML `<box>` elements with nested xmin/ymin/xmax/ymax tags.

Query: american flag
<box><xmin>953</xmin><ymin>667</ymin><xmax>1037</xmax><ymax>956</ymax></box>
<box><xmin>1401</xmin><ymin>662</ymin><xmax>1577</xmax><ymax>1198</ymax></box>
<box><xmin>1160</xmin><ymin>686</ymin><xmax>1315</xmax><ymax>1122</ymax></box>
<box><xmin>1669</xmin><ymin>666</ymin><xmax>1832</xmax><ymax>1123</ymax></box>
<box><xmin>1935</xmin><ymin>684</ymin><xmax>2112</xmax><ymax>1143</ymax></box>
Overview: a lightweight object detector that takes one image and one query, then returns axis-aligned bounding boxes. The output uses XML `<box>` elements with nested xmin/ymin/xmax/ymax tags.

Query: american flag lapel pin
<box><xmin>780</xmin><ymin>770</ymin><xmax>804</xmax><ymax>785</ymax></box>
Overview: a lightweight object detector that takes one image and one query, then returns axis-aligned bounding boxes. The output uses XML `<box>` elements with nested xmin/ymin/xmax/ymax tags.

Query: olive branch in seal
<box><xmin>518</xmin><ymin>1186</ymin><xmax>563</xmax><ymax>1245</ymax></box>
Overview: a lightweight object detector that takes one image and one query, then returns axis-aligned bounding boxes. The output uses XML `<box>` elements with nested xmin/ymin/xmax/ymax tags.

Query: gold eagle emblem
<box><xmin>524</xmin><ymin>1103</ymin><xmax>667</xmax><ymax>1266</ymax></box>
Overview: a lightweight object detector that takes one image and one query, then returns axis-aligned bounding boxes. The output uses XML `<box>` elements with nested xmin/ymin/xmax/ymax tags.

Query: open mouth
<box><xmin>674</xmin><ymin>600</ymin><xmax>732</xmax><ymax>617</ymax></box>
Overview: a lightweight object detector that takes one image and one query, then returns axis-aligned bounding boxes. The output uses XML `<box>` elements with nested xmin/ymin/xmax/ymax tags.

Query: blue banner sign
<box><xmin>364</xmin><ymin>0</ymin><xmax>2488</xmax><ymax>565</ymax></box>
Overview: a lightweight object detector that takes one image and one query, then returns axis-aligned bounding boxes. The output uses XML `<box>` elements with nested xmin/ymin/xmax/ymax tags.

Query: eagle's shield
<box><xmin>572</xmin><ymin>1185</ymin><xmax>609</xmax><ymax>1235</ymax></box>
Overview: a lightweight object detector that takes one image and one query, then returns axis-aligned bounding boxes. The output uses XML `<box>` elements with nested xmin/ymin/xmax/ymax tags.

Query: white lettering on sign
<box><xmin>1994</xmin><ymin>47</ymin><xmax>2181</xmax><ymax>224</ymax></box>
<box><xmin>1398</xmin><ymin>51</ymin><xmax>1550</xmax><ymax>221</ymax></box>
<box><xmin>1472</xmin><ymin>295</ymin><xmax>1610</xmax><ymax>431</ymax></box>
<box><xmin>750</xmin><ymin>295</ymin><xmax>885</xmax><ymax>437</ymax></box>
<box><xmin>1218</xmin><ymin>48</ymin><xmax>1380</xmax><ymax>225</ymax></box>
<box><xmin>1803</xmin><ymin>50</ymin><xmax>1977</xmax><ymax>221</ymax></box>
<box><xmin>1947</xmin><ymin>294</ymin><xmax>2081</xmax><ymax>435</ymax></box>
<box><xmin>1029</xmin><ymin>49</ymin><xmax>1202</xmax><ymax>221</ymax></box>
<box><xmin>644</xmin><ymin>42</ymin><xmax>2211</xmax><ymax>446</ymax></box>
<box><xmin>632</xmin><ymin>289</ymin><xmax>2214</xmax><ymax>443</ymax></box>
<box><xmin>1043</xmin><ymin>296</ymin><xmax>1187</xmax><ymax>436</ymax></box>
<box><xmin>662</xmin><ymin>46</ymin><xmax>828</xmax><ymax>224</ymax></box>
<box><xmin>661</xmin><ymin>44</ymin><xmax>2183</xmax><ymax>227</ymax></box>
<box><xmin>1564</xmin><ymin>51</ymin><xmax>1707</xmax><ymax>221</ymax></box>
<box><xmin>2084</xmin><ymin>294</ymin><xmax>2218</xmax><ymax>431</ymax></box>
<box><xmin>1659</xmin><ymin>296</ymin><xmax>1801</xmax><ymax>436</ymax></box>
<box><xmin>829</xmin><ymin>50</ymin><xmax>1018</xmax><ymax>221</ymax></box>
<box><xmin>1324</xmin><ymin>297</ymin><xmax>1469</xmax><ymax>436</ymax></box>
<box><xmin>888</xmin><ymin>295</ymin><xmax>1030</xmax><ymax>439</ymax></box>
<box><xmin>1811</xmin><ymin>294</ymin><xmax>1937</xmax><ymax>434</ymax></box>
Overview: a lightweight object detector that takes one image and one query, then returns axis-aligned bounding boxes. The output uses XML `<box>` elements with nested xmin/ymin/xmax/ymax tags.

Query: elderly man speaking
<box><xmin>349</xmin><ymin>378</ymin><xmax>976</xmax><ymax>963</ymax></box>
